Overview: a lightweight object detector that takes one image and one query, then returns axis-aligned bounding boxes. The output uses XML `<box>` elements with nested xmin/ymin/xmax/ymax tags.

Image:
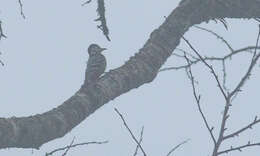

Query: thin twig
<box><xmin>212</xmin><ymin>99</ymin><xmax>231</xmax><ymax>156</ymax></box>
<box><xmin>82</xmin><ymin>0</ymin><xmax>92</xmax><ymax>6</ymax></box>
<box><xmin>253</xmin><ymin>25</ymin><xmax>260</xmax><ymax>58</ymax></box>
<box><xmin>223</xmin><ymin>116</ymin><xmax>260</xmax><ymax>140</ymax></box>
<box><xmin>184</xmin><ymin>54</ymin><xmax>216</xmax><ymax>145</ymax></box>
<box><xmin>221</xmin><ymin>60</ymin><xmax>228</xmax><ymax>92</ymax></box>
<box><xmin>114</xmin><ymin>108</ymin><xmax>147</xmax><ymax>156</ymax></box>
<box><xmin>81</xmin><ymin>0</ymin><xmax>110</xmax><ymax>40</ymax></box>
<box><xmin>18</xmin><ymin>0</ymin><xmax>26</xmax><ymax>19</ymax></box>
<box><xmin>166</xmin><ymin>139</ymin><xmax>190</xmax><ymax>156</ymax></box>
<box><xmin>159</xmin><ymin>46</ymin><xmax>259</xmax><ymax>72</ymax></box>
<box><xmin>0</xmin><ymin>21</ymin><xmax>6</xmax><ymax>66</ymax></box>
<box><xmin>229</xmin><ymin>25</ymin><xmax>260</xmax><ymax>99</ymax></box>
<box><xmin>217</xmin><ymin>142</ymin><xmax>260</xmax><ymax>155</ymax></box>
<box><xmin>45</xmin><ymin>140</ymin><xmax>108</xmax><ymax>156</ymax></box>
<box><xmin>175</xmin><ymin>48</ymin><xmax>198</xmax><ymax>60</ymax></box>
<box><xmin>0</xmin><ymin>60</ymin><xmax>4</xmax><ymax>66</ymax></box>
<box><xmin>182</xmin><ymin>37</ymin><xmax>233</xmax><ymax>156</ymax></box>
<box><xmin>0</xmin><ymin>21</ymin><xmax>7</xmax><ymax>40</ymax></box>
<box><xmin>62</xmin><ymin>137</ymin><xmax>75</xmax><ymax>156</ymax></box>
<box><xmin>182</xmin><ymin>36</ymin><xmax>228</xmax><ymax>100</ymax></box>
<box><xmin>255</xmin><ymin>18</ymin><xmax>260</xmax><ymax>23</ymax></box>
<box><xmin>95</xmin><ymin>0</ymin><xmax>110</xmax><ymax>41</ymax></box>
<box><xmin>0</xmin><ymin>51</ymin><xmax>4</xmax><ymax>66</ymax></box>
<box><xmin>133</xmin><ymin>126</ymin><xmax>144</xmax><ymax>156</ymax></box>
<box><xmin>213</xmin><ymin>24</ymin><xmax>260</xmax><ymax>156</ymax></box>
<box><xmin>194</xmin><ymin>26</ymin><xmax>233</xmax><ymax>52</ymax></box>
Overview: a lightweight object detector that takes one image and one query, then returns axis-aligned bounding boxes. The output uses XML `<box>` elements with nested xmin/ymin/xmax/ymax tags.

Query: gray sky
<box><xmin>0</xmin><ymin>0</ymin><xmax>260</xmax><ymax>155</ymax></box>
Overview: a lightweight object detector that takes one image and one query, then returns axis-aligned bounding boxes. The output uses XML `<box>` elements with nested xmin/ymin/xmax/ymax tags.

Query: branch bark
<box><xmin>1</xmin><ymin>0</ymin><xmax>260</xmax><ymax>149</ymax></box>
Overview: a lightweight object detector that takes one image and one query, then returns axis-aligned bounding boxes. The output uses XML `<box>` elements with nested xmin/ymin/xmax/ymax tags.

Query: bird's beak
<box><xmin>101</xmin><ymin>48</ymin><xmax>107</xmax><ymax>52</ymax></box>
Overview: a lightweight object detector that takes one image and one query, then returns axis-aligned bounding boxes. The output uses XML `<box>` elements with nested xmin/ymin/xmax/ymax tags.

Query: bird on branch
<box><xmin>84</xmin><ymin>44</ymin><xmax>107</xmax><ymax>87</ymax></box>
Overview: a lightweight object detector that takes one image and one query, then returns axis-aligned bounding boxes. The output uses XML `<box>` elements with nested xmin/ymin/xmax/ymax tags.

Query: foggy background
<box><xmin>0</xmin><ymin>0</ymin><xmax>259</xmax><ymax>155</ymax></box>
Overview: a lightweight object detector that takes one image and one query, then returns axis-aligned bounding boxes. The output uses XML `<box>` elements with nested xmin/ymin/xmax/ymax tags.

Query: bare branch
<box><xmin>212</xmin><ymin>100</ymin><xmax>231</xmax><ymax>156</ymax></box>
<box><xmin>61</xmin><ymin>137</ymin><xmax>75</xmax><ymax>156</ymax></box>
<box><xmin>0</xmin><ymin>21</ymin><xmax>6</xmax><ymax>66</ymax></box>
<box><xmin>1</xmin><ymin>0</ymin><xmax>260</xmax><ymax>150</ymax></box>
<box><xmin>82</xmin><ymin>0</ymin><xmax>110</xmax><ymax>41</ymax></box>
<box><xmin>223</xmin><ymin>46</ymin><xmax>258</xmax><ymax>59</ymax></box>
<box><xmin>45</xmin><ymin>140</ymin><xmax>108</xmax><ymax>156</ymax></box>
<box><xmin>159</xmin><ymin>46</ymin><xmax>260</xmax><ymax>72</ymax></box>
<box><xmin>0</xmin><ymin>60</ymin><xmax>4</xmax><ymax>66</ymax></box>
<box><xmin>184</xmin><ymin>54</ymin><xmax>216</xmax><ymax>145</ymax></box>
<box><xmin>82</xmin><ymin>0</ymin><xmax>93</xmax><ymax>6</ymax></box>
<box><xmin>194</xmin><ymin>26</ymin><xmax>233</xmax><ymax>52</ymax></box>
<box><xmin>95</xmin><ymin>0</ymin><xmax>110</xmax><ymax>41</ymax></box>
<box><xmin>18</xmin><ymin>0</ymin><xmax>26</xmax><ymax>19</ymax></box>
<box><xmin>218</xmin><ymin>18</ymin><xmax>228</xmax><ymax>30</ymax></box>
<box><xmin>166</xmin><ymin>139</ymin><xmax>190</xmax><ymax>156</ymax></box>
<box><xmin>181</xmin><ymin>37</ymin><xmax>233</xmax><ymax>156</ymax></box>
<box><xmin>133</xmin><ymin>126</ymin><xmax>144</xmax><ymax>156</ymax></box>
<box><xmin>223</xmin><ymin>116</ymin><xmax>260</xmax><ymax>140</ymax></box>
<box><xmin>255</xmin><ymin>18</ymin><xmax>260</xmax><ymax>23</ymax></box>
<box><xmin>0</xmin><ymin>51</ymin><xmax>4</xmax><ymax>66</ymax></box>
<box><xmin>175</xmin><ymin>20</ymin><xmax>260</xmax><ymax>156</ymax></box>
<box><xmin>229</xmin><ymin>25</ymin><xmax>260</xmax><ymax>99</ymax></box>
<box><xmin>182</xmin><ymin>36</ymin><xmax>228</xmax><ymax>100</ymax></box>
<box><xmin>217</xmin><ymin>141</ymin><xmax>260</xmax><ymax>155</ymax></box>
<box><xmin>0</xmin><ymin>21</ymin><xmax>7</xmax><ymax>40</ymax></box>
<box><xmin>221</xmin><ymin>60</ymin><xmax>228</xmax><ymax>92</ymax></box>
<box><xmin>114</xmin><ymin>108</ymin><xmax>147</xmax><ymax>156</ymax></box>
<box><xmin>253</xmin><ymin>25</ymin><xmax>260</xmax><ymax>58</ymax></box>
<box><xmin>181</xmin><ymin>39</ymin><xmax>231</xmax><ymax>155</ymax></box>
<box><xmin>175</xmin><ymin>48</ymin><xmax>198</xmax><ymax>60</ymax></box>
<box><xmin>213</xmin><ymin>24</ymin><xmax>260</xmax><ymax>156</ymax></box>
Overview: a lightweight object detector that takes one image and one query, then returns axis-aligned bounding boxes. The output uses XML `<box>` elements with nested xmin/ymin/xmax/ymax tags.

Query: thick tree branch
<box><xmin>1</xmin><ymin>0</ymin><xmax>260</xmax><ymax>149</ymax></box>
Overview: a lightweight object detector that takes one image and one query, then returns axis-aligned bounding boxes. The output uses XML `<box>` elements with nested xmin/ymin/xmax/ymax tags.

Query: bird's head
<box><xmin>88</xmin><ymin>44</ymin><xmax>107</xmax><ymax>56</ymax></box>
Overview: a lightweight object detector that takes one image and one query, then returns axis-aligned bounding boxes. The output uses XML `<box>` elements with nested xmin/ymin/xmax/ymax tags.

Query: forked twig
<box><xmin>61</xmin><ymin>137</ymin><xmax>75</xmax><ymax>156</ymax></box>
<box><xmin>182</xmin><ymin>36</ymin><xmax>228</xmax><ymax>100</ymax></box>
<box><xmin>114</xmin><ymin>108</ymin><xmax>147</xmax><ymax>156</ymax></box>
<box><xmin>133</xmin><ymin>126</ymin><xmax>144</xmax><ymax>156</ymax></box>
<box><xmin>46</xmin><ymin>140</ymin><xmax>108</xmax><ymax>156</ymax></box>
<box><xmin>184</xmin><ymin>54</ymin><xmax>216</xmax><ymax>145</ymax></box>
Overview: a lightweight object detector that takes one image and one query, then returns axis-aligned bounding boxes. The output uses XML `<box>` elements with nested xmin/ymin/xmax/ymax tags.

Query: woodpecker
<box><xmin>84</xmin><ymin>44</ymin><xmax>107</xmax><ymax>86</ymax></box>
